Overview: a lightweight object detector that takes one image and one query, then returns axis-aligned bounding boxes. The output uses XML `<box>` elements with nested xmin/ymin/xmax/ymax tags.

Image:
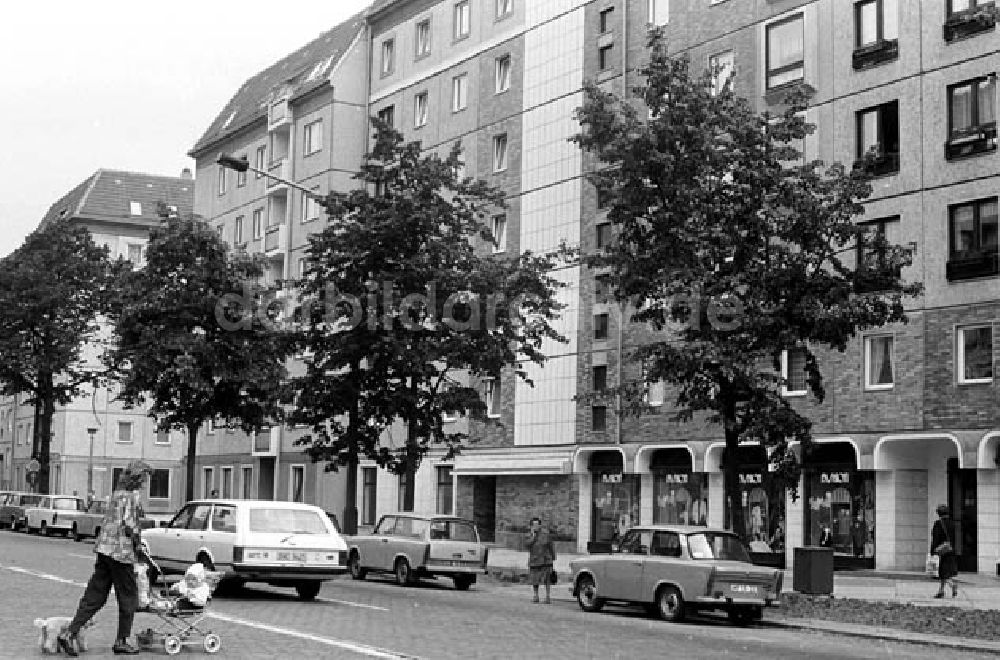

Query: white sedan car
<box><xmin>143</xmin><ymin>499</ymin><xmax>348</xmax><ymax>601</ymax></box>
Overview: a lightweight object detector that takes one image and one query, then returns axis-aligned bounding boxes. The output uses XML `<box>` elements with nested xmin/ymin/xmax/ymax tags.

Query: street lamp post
<box><xmin>86</xmin><ymin>427</ymin><xmax>97</xmax><ymax>498</ymax></box>
<box><xmin>217</xmin><ymin>154</ymin><xmax>325</xmax><ymax>199</ymax></box>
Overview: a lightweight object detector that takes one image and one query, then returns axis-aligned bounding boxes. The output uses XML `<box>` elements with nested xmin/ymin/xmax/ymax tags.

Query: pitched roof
<box><xmin>189</xmin><ymin>11</ymin><xmax>367</xmax><ymax>157</ymax></box>
<box><xmin>40</xmin><ymin>170</ymin><xmax>195</xmax><ymax>229</ymax></box>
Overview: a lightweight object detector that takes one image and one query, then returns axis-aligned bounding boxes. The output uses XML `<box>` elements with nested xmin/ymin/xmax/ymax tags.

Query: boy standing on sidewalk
<box><xmin>525</xmin><ymin>517</ymin><xmax>556</xmax><ymax>604</ymax></box>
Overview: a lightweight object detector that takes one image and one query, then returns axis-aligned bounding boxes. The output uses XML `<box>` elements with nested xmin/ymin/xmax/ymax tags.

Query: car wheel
<box><xmin>394</xmin><ymin>558</ymin><xmax>413</xmax><ymax>587</ymax></box>
<box><xmin>39</xmin><ymin>521</ymin><xmax>48</xmax><ymax>536</ymax></box>
<box><xmin>576</xmin><ymin>574</ymin><xmax>605</xmax><ymax>613</ymax></box>
<box><xmin>656</xmin><ymin>585</ymin><xmax>685</xmax><ymax>623</ymax></box>
<box><xmin>93</xmin><ymin>526</ymin><xmax>101</xmax><ymax>539</ymax></box>
<box><xmin>72</xmin><ymin>524</ymin><xmax>82</xmax><ymax>542</ymax></box>
<box><xmin>295</xmin><ymin>581</ymin><xmax>322</xmax><ymax>601</ymax></box>
<box><xmin>349</xmin><ymin>552</ymin><xmax>367</xmax><ymax>580</ymax></box>
<box><xmin>453</xmin><ymin>575</ymin><xmax>474</xmax><ymax>591</ymax></box>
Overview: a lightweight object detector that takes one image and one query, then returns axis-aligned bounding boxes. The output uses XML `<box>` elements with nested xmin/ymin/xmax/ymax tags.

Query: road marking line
<box><xmin>316</xmin><ymin>596</ymin><xmax>389</xmax><ymax>612</ymax></box>
<box><xmin>207</xmin><ymin>611</ymin><xmax>420</xmax><ymax>659</ymax></box>
<box><xmin>0</xmin><ymin>562</ymin><xmax>416</xmax><ymax>659</ymax></box>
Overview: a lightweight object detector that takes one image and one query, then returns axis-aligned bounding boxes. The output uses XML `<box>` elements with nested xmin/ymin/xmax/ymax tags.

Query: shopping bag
<box><xmin>925</xmin><ymin>553</ymin><xmax>940</xmax><ymax>578</ymax></box>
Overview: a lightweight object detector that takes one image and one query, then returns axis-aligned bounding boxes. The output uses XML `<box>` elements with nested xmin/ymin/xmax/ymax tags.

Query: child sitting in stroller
<box><xmin>135</xmin><ymin>556</ymin><xmax>223</xmax><ymax>655</ymax></box>
<box><xmin>170</xmin><ymin>563</ymin><xmax>212</xmax><ymax>610</ymax></box>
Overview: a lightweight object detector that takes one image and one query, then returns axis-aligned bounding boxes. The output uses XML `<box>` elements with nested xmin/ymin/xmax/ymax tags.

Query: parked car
<box><xmin>569</xmin><ymin>525</ymin><xmax>783</xmax><ymax>624</ymax></box>
<box><xmin>143</xmin><ymin>499</ymin><xmax>348</xmax><ymax>601</ymax></box>
<box><xmin>59</xmin><ymin>499</ymin><xmax>109</xmax><ymax>541</ymax></box>
<box><xmin>347</xmin><ymin>513</ymin><xmax>487</xmax><ymax>590</ymax></box>
<box><xmin>24</xmin><ymin>495</ymin><xmax>86</xmax><ymax>536</ymax></box>
<box><xmin>1</xmin><ymin>492</ymin><xmax>43</xmax><ymax>531</ymax></box>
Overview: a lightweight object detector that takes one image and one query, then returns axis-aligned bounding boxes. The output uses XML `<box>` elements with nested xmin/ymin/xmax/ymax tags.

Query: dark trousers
<box><xmin>68</xmin><ymin>553</ymin><xmax>138</xmax><ymax>640</ymax></box>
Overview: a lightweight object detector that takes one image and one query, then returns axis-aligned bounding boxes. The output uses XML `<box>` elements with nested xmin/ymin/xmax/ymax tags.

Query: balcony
<box><xmin>852</xmin><ymin>39</ymin><xmax>899</xmax><ymax>70</ymax></box>
<box><xmin>266</xmin><ymin>159</ymin><xmax>290</xmax><ymax>193</ymax></box>
<box><xmin>854</xmin><ymin>150</ymin><xmax>900</xmax><ymax>178</ymax></box>
<box><xmin>251</xmin><ymin>427</ymin><xmax>280</xmax><ymax>456</ymax></box>
<box><xmin>944</xmin><ymin>3</ymin><xmax>997</xmax><ymax>41</ymax></box>
<box><xmin>945</xmin><ymin>123</ymin><xmax>997</xmax><ymax>160</ymax></box>
<box><xmin>268</xmin><ymin>98</ymin><xmax>291</xmax><ymax>130</ymax></box>
<box><xmin>264</xmin><ymin>223</ymin><xmax>288</xmax><ymax>255</ymax></box>
<box><xmin>946</xmin><ymin>251</ymin><xmax>999</xmax><ymax>281</ymax></box>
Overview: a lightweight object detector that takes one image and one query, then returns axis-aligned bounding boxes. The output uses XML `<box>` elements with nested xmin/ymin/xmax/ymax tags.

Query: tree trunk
<box><xmin>402</xmin><ymin>377</ymin><xmax>418</xmax><ymax>512</ymax></box>
<box><xmin>721</xmin><ymin>393</ymin><xmax>746</xmax><ymax>541</ymax></box>
<box><xmin>343</xmin><ymin>359</ymin><xmax>361</xmax><ymax>535</ymax></box>
<box><xmin>36</xmin><ymin>373</ymin><xmax>55</xmax><ymax>494</ymax></box>
<box><xmin>185</xmin><ymin>423</ymin><xmax>200</xmax><ymax>503</ymax></box>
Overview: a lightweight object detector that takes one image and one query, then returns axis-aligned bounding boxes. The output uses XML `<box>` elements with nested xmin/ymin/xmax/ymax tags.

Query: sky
<box><xmin>0</xmin><ymin>0</ymin><xmax>374</xmax><ymax>258</ymax></box>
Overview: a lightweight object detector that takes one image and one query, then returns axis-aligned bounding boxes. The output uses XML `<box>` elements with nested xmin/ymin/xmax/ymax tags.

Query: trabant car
<box><xmin>569</xmin><ymin>525</ymin><xmax>782</xmax><ymax>624</ymax></box>
<box><xmin>25</xmin><ymin>495</ymin><xmax>86</xmax><ymax>536</ymax></box>
<box><xmin>1</xmin><ymin>492</ymin><xmax>42</xmax><ymax>531</ymax></box>
<box><xmin>60</xmin><ymin>499</ymin><xmax>109</xmax><ymax>541</ymax></box>
<box><xmin>347</xmin><ymin>513</ymin><xmax>487</xmax><ymax>590</ymax></box>
<box><xmin>143</xmin><ymin>499</ymin><xmax>348</xmax><ymax>601</ymax></box>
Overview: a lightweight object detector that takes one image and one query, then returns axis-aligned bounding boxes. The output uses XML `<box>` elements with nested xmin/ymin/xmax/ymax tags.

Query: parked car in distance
<box><xmin>59</xmin><ymin>499</ymin><xmax>109</xmax><ymax>541</ymax></box>
<box><xmin>1</xmin><ymin>492</ymin><xmax>43</xmax><ymax>531</ymax></box>
<box><xmin>347</xmin><ymin>513</ymin><xmax>487</xmax><ymax>590</ymax></box>
<box><xmin>143</xmin><ymin>499</ymin><xmax>348</xmax><ymax>601</ymax></box>
<box><xmin>569</xmin><ymin>525</ymin><xmax>783</xmax><ymax>625</ymax></box>
<box><xmin>24</xmin><ymin>495</ymin><xmax>86</xmax><ymax>536</ymax></box>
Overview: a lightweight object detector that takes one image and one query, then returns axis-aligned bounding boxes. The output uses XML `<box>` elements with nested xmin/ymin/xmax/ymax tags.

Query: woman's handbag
<box><xmin>925</xmin><ymin>554</ymin><xmax>940</xmax><ymax>577</ymax></box>
<box><xmin>549</xmin><ymin>569</ymin><xmax>558</xmax><ymax>585</ymax></box>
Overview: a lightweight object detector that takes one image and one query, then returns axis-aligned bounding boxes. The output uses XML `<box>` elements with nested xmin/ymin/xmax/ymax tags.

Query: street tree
<box><xmin>292</xmin><ymin>120</ymin><xmax>569</xmax><ymax>523</ymax></box>
<box><xmin>110</xmin><ymin>214</ymin><xmax>290</xmax><ymax>502</ymax></box>
<box><xmin>0</xmin><ymin>219</ymin><xmax>120</xmax><ymax>493</ymax></box>
<box><xmin>572</xmin><ymin>35</ymin><xmax>922</xmax><ymax>539</ymax></box>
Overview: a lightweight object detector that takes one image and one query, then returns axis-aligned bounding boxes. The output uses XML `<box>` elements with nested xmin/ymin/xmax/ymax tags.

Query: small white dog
<box><xmin>33</xmin><ymin>617</ymin><xmax>91</xmax><ymax>654</ymax></box>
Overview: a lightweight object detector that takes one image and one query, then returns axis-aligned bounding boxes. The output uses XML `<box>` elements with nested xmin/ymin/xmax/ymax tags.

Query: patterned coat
<box><xmin>94</xmin><ymin>489</ymin><xmax>144</xmax><ymax>564</ymax></box>
<box><xmin>526</xmin><ymin>529</ymin><xmax>556</xmax><ymax>569</ymax></box>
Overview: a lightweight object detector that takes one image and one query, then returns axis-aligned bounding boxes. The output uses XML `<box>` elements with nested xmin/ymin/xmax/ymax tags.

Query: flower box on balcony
<box><xmin>946</xmin><ymin>251</ymin><xmax>1000</xmax><ymax>281</ymax></box>
<box><xmin>944</xmin><ymin>3</ymin><xmax>997</xmax><ymax>42</ymax></box>
<box><xmin>852</xmin><ymin>39</ymin><xmax>899</xmax><ymax>70</ymax></box>
<box><xmin>945</xmin><ymin>123</ymin><xmax>998</xmax><ymax>160</ymax></box>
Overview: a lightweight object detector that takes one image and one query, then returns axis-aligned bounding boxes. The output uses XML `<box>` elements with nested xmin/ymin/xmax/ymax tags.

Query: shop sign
<box><xmin>739</xmin><ymin>473</ymin><xmax>762</xmax><ymax>485</ymax></box>
<box><xmin>600</xmin><ymin>473</ymin><xmax>623</xmax><ymax>484</ymax></box>
<box><xmin>662</xmin><ymin>473</ymin><xmax>689</xmax><ymax>485</ymax></box>
<box><xmin>820</xmin><ymin>472</ymin><xmax>850</xmax><ymax>485</ymax></box>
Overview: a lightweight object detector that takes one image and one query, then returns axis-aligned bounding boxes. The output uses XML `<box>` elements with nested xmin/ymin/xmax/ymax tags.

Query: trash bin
<box><xmin>792</xmin><ymin>546</ymin><xmax>834</xmax><ymax>595</ymax></box>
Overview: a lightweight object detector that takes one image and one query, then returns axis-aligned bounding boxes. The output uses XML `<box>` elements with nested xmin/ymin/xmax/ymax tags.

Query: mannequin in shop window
<box><xmin>769</xmin><ymin>518</ymin><xmax>785</xmax><ymax>553</ymax></box>
<box><xmin>851</xmin><ymin>514</ymin><xmax>867</xmax><ymax>558</ymax></box>
<box><xmin>819</xmin><ymin>525</ymin><xmax>833</xmax><ymax>548</ymax></box>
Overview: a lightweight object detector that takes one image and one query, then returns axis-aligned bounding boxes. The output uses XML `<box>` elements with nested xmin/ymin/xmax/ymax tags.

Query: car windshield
<box><xmin>249</xmin><ymin>508</ymin><xmax>329</xmax><ymax>535</ymax></box>
<box><xmin>53</xmin><ymin>498</ymin><xmax>80</xmax><ymax>511</ymax></box>
<box><xmin>686</xmin><ymin>533</ymin><xmax>751</xmax><ymax>562</ymax></box>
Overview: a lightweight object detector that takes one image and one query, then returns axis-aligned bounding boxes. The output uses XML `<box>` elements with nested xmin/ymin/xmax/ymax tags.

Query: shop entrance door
<box><xmin>472</xmin><ymin>477</ymin><xmax>496</xmax><ymax>542</ymax></box>
<box><xmin>948</xmin><ymin>458</ymin><xmax>977</xmax><ymax>573</ymax></box>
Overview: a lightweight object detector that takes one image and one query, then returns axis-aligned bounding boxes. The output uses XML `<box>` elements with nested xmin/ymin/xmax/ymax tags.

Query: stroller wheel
<box><xmin>204</xmin><ymin>633</ymin><xmax>222</xmax><ymax>654</ymax></box>
<box><xmin>164</xmin><ymin>635</ymin><xmax>182</xmax><ymax>655</ymax></box>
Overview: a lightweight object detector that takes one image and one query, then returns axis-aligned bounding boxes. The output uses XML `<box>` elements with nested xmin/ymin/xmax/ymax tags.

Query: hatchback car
<box><xmin>142</xmin><ymin>499</ymin><xmax>348</xmax><ymax>601</ymax></box>
<box><xmin>1</xmin><ymin>492</ymin><xmax>43</xmax><ymax>531</ymax></box>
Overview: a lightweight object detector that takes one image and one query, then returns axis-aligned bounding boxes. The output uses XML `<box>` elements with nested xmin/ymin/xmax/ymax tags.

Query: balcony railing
<box><xmin>946</xmin><ymin>251</ymin><xmax>999</xmax><ymax>281</ymax></box>
<box><xmin>945</xmin><ymin>123</ymin><xmax>997</xmax><ymax>160</ymax></box>
<box><xmin>264</xmin><ymin>223</ymin><xmax>287</xmax><ymax>254</ymax></box>
<box><xmin>944</xmin><ymin>3</ymin><xmax>997</xmax><ymax>41</ymax></box>
<box><xmin>268</xmin><ymin>98</ymin><xmax>291</xmax><ymax>129</ymax></box>
<box><xmin>852</xmin><ymin>39</ymin><xmax>899</xmax><ymax>70</ymax></box>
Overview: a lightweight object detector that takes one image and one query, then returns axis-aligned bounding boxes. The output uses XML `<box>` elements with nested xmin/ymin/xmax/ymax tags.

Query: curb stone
<box><xmin>767</xmin><ymin>616</ymin><xmax>1000</xmax><ymax>653</ymax></box>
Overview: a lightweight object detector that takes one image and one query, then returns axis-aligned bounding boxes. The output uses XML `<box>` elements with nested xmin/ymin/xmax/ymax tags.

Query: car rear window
<box><xmin>249</xmin><ymin>508</ymin><xmax>329</xmax><ymax>535</ymax></box>
<box><xmin>429</xmin><ymin>520</ymin><xmax>477</xmax><ymax>542</ymax></box>
<box><xmin>21</xmin><ymin>495</ymin><xmax>41</xmax><ymax>506</ymax></box>
<box><xmin>53</xmin><ymin>498</ymin><xmax>80</xmax><ymax>511</ymax></box>
<box><xmin>687</xmin><ymin>532</ymin><xmax>751</xmax><ymax>562</ymax></box>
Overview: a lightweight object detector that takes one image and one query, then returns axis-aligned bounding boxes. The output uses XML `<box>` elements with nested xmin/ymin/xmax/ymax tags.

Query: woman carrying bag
<box><xmin>930</xmin><ymin>504</ymin><xmax>958</xmax><ymax>599</ymax></box>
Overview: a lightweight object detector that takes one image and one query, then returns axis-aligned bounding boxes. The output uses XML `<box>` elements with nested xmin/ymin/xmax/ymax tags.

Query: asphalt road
<box><xmin>1</xmin><ymin>529</ymin><xmax>994</xmax><ymax>659</ymax></box>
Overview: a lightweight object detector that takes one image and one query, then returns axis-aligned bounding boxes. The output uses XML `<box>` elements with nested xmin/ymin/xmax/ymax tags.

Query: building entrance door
<box><xmin>258</xmin><ymin>458</ymin><xmax>275</xmax><ymax>500</ymax></box>
<box><xmin>948</xmin><ymin>458</ymin><xmax>977</xmax><ymax>573</ymax></box>
<box><xmin>472</xmin><ymin>477</ymin><xmax>496</xmax><ymax>542</ymax></box>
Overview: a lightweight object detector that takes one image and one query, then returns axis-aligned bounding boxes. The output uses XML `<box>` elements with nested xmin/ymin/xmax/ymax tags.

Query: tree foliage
<box><xmin>572</xmin><ymin>35</ymin><xmax>922</xmax><ymax>538</ymax></box>
<box><xmin>0</xmin><ymin>219</ymin><xmax>120</xmax><ymax>493</ymax></box>
<box><xmin>109</xmin><ymin>215</ymin><xmax>290</xmax><ymax>502</ymax></box>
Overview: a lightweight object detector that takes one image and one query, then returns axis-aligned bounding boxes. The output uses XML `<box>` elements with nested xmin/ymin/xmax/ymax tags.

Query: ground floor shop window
<box><xmin>803</xmin><ymin>442</ymin><xmax>874</xmax><ymax>568</ymax></box>
<box><xmin>650</xmin><ymin>448</ymin><xmax>708</xmax><ymax>526</ymax></box>
<box><xmin>590</xmin><ymin>451</ymin><xmax>638</xmax><ymax>545</ymax></box>
<box><xmin>723</xmin><ymin>446</ymin><xmax>785</xmax><ymax>560</ymax></box>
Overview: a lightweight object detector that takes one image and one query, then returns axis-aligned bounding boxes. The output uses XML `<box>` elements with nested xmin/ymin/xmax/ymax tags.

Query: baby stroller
<box><xmin>134</xmin><ymin>548</ymin><xmax>224</xmax><ymax>655</ymax></box>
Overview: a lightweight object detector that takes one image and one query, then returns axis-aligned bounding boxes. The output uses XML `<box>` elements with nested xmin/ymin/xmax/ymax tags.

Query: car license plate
<box><xmin>278</xmin><ymin>551</ymin><xmax>307</xmax><ymax>562</ymax></box>
<box><xmin>727</xmin><ymin>584</ymin><xmax>760</xmax><ymax>596</ymax></box>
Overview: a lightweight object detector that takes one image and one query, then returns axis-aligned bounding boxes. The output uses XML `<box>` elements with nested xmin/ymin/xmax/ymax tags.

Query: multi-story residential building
<box><xmin>187</xmin><ymin>13</ymin><xmax>370</xmax><ymax>512</ymax></box>
<box><xmin>5</xmin><ymin>169</ymin><xmax>195</xmax><ymax>514</ymax></box>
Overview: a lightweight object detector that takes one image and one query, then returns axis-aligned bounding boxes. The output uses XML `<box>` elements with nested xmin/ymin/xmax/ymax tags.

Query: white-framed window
<box><xmin>220</xmin><ymin>467</ymin><xmax>233</xmax><ymax>499</ymax></box>
<box><xmin>414</xmin><ymin>91</ymin><xmax>429</xmax><ymax>128</ymax></box>
<box><xmin>117</xmin><ymin>421</ymin><xmax>133</xmax><ymax>444</ymax></box>
<box><xmin>781</xmin><ymin>348</ymin><xmax>808</xmax><ymax>396</ymax></box>
<box><xmin>856</xmin><ymin>0</ymin><xmax>898</xmax><ymax>48</ymax></box>
<box><xmin>252</xmin><ymin>208</ymin><xmax>263</xmax><ymax>239</ymax></box>
<box><xmin>129</xmin><ymin>201</ymin><xmax>142</xmax><ymax>216</ymax></box>
<box><xmin>436</xmin><ymin>466</ymin><xmax>454</xmax><ymax>515</ymax></box>
<box><xmin>156</xmin><ymin>429</ymin><xmax>170</xmax><ymax>444</ymax></box>
<box><xmin>149</xmin><ymin>469</ymin><xmax>170</xmax><ymax>500</ymax></box>
<box><xmin>415</xmin><ymin>18</ymin><xmax>431</xmax><ymax>57</ymax></box>
<box><xmin>454</xmin><ymin>1</ymin><xmax>471</xmax><ymax>40</ymax></box>
<box><xmin>361</xmin><ymin>467</ymin><xmax>377</xmax><ymax>525</ymax></box>
<box><xmin>302</xmin><ymin>192</ymin><xmax>321</xmax><ymax>223</ymax></box>
<box><xmin>377</xmin><ymin>105</ymin><xmax>395</xmax><ymax>129</ymax></box>
<box><xmin>492</xmin><ymin>134</ymin><xmax>508</xmax><ymax>172</ymax></box>
<box><xmin>126</xmin><ymin>243</ymin><xmax>143</xmax><ymax>266</ymax></box>
<box><xmin>958</xmin><ymin>324</ymin><xmax>994</xmax><ymax>384</ymax></box>
<box><xmin>454</xmin><ymin>155</ymin><xmax>466</xmax><ymax>180</ymax></box>
<box><xmin>290</xmin><ymin>465</ymin><xmax>305</xmax><ymax>503</ymax></box>
<box><xmin>765</xmin><ymin>13</ymin><xmax>804</xmax><ymax>90</ymax></box>
<box><xmin>864</xmin><ymin>334</ymin><xmax>894</xmax><ymax>390</ymax></box>
<box><xmin>217</xmin><ymin>167</ymin><xmax>227</xmax><ymax>196</ymax></box>
<box><xmin>600</xmin><ymin>6</ymin><xmax>614</xmax><ymax>33</ymax></box>
<box><xmin>234</xmin><ymin>215</ymin><xmax>244</xmax><ymax>245</ymax></box>
<box><xmin>709</xmin><ymin>49</ymin><xmax>734</xmax><ymax>96</ymax></box>
<box><xmin>255</xmin><ymin>145</ymin><xmax>266</xmax><ymax>178</ymax></box>
<box><xmin>495</xmin><ymin>54</ymin><xmax>511</xmax><ymax>93</ymax></box>
<box><xmin>642</xmin><ymin>361</ymin><xmax>665</xmax><ymax>406</ymax></box>
<box><xmin>304</xmin><ymin>119</ymin><xmax>323</xmax><ymax>155</ymax></box>
<box><xmin>496</xmin><ymin>0</ymin><xmax>513</xmax><ymax>20</ymax></box>
<box><xmin>236</xmin><ymin>155</ymin><xmax>247</xmax><ymax>187</ymax></box>
<box><xmin>648</xmin><ymin>0</ymin><xmax>668</xmax><ymax>26</ymax></box>
<box><xmin>241</xmin><ymin>465</ymin><xmax>254</xmax><ymax>499</ymax></box>
<box><xmin>381</xmin><ymin>38</ymin><xmax>395</xmax><ymax>76</ymax></box>
<box><xmin>452</xmin><ymin>74</ymin><xmax>468</xmax><ymax>112</ymax></box>
<box><xmin>599</xmin><ymin>44</ymin><xmax>614</xmax><ymax>71</ymax></box>
<box><xmin>485</xmin><ymin>378</ymin><xmax>501</xmax><ymax>417</ymax></box>
<box><xmin>203</xmin><ymin>467</ymin><xmax>214</xmax><ymax>498</ymax></box>
<box><xmin>297</xmin><ymin>257</ymin><xmax>307</xmax><ymax>279</ymax></box>
<box><xmin>492</xmin><ymin>214</ymin><xmax>507</xmax><ymax>253</ymax></box>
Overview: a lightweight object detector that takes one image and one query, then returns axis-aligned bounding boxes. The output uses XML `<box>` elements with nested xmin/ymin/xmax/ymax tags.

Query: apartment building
<box><xmin>186</xmin><ymin>13</ymin><xmax>370</xmax><ymax>512</ymax></box>
<box><xmin>4</xmin><ymin>169</ymin><xmax>195</xmax><ymax>514</ymax></box>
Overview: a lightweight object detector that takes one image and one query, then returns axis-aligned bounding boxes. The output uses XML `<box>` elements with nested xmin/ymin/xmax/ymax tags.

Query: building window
<box><xmin>495</xmin><ymin>54</ymin><xmax>511</xmax><ymax>93</ymax></box>
<box><xmin>454</xmin><ymin>155</ymin><xmax>466</xmax><ymax>180</ymax></box>
<box><xmin>596</xmin><ymin>222</ymin><xmax>612</xmax><ymax>249</ymax></box>
<box><xmin>857</xmin><ymin>216</ymin><xmax>900</xmax><ymax>274</ymax></box>
<box><xmin>598</xmin><ymin>44</ymin><xmax>614</xmax><ymax>71</ymax></box>
<box><xmin>112</xmin><ymin>467</ymin><xmax>125</xmax><ymax>491</ymax></box>
<box><xmin>255</xmin><ymin>145</ymin><xmax>266</xmax><ymax>178</ymax></box>
<box><xmin>156</xmin><ymin>429</ymin><xmax>170</xmax><ymax>444</ymax></box>
<box><xmin>593</xmin><ymin>365</ymin><xmax>608</xmax><ymax>392</ymax></box>
<box><xmin>492</xmin><ymin>214</ymin><xmax>506</xmax><ymax>253</ymax></box>
<box><xmin>217</xmin><ymin>167</ymin><xmax>227</xmax><ymax>195</ymax></box>
<box><xmin>643</xmin><ymin>361</ymin><xmax>665</xmax><ymax>405</ymax></box>
<box><xmin>454</xmin><ymin>1</ymin><xmax>471</xmax><ymax>40</ymax></box>
<box><xmin>592</xmin><ymin>405</ymin><xmax>608</xmax><ymax>431</ymax></box>
<box><xmin>129</xmin><ymin>201</ymin><xmax>142</xmax><ymax>216</ymax></box>
<box><xmin>946</xmin><ymin>0</ymin><xmax>998</xmax><ymax>40</ymax></box>
<box><xmin>415</xmin><ymin>19</ymin><xmax>431</xmax><ymax>58</ymax></box>
<box><xmin>958</xmin><ymin>325</ymin><xmax>993</xmax><ymax>384</ymax></box>
<box><xmin>414</xmin><ymin>91</ymin><xmax>429</xmax><ymax>128</ymax></box>
<box><xmin>377</xmin><ymin>105</ymin><xmax>395</xmax><ymax>129</ymax></box>
<box><xmin>485</xmin><ymin>378</ymin><xmax>501</xmax><ymax>417</ymax></box>
<box><xmin>251</xmin><ymin>208</ymin><xmax>262</xmax><ymax>239</ymax></box>
<box><xmin>765</xmin><ymin>14</ymin><xmax>804</xmax><ymax>90</ymax></box>
<box><xmin>381</xmin><ymin>38</ymin><xmax>395</xmax><ymax>76</ymax></box>
<box><xmin>856</xmin><ymin>0</ymin><xmax>898</xmax><ymax>47</ymax></box>
<box><xmin>648</xmin><ymin>0</ymin><xmax>668</xmax><ymax>26</ymax></box>
<box><xmin>436</xmin><ymin>466</ymin><xmax>454</xmax><ymax>515</ymax></box>
<box><xmin>600</xmin><ymin>6</ymin><xmax>615</xmax><ymax>33</ymax></box>
<box><xmin>948</xmin><ymin>198</ymin><xmax>999</xmax><ymax>280</ymax></box>
<box><xmin>594</xmin><ymin>313</ymin><xmax>609</xmax><ymax>340</ymax></box>
<box><xmin>493</xmin><ymin>134</ymin><xmax>508</xmax><ymax>172</ymax></box>
<box><xmin>302</xmin><ymin>193</ymin><xmax>321</xmax><ymax>223</ymax></box>
<box><xmin>397</xmin><ymin>471</ymin><xmax>413</xmax><ymax>512</ymax></box>
<box><xmin>117</xmin><ymin>421</ymin><xmax>132</xmax><ymax>444</ymax></box>
<box><xmin>946</xmin><ymin>76</ymin><xmax>997</xmax><ymax>160</ymax></box>
<box><xmin>290</xmin><ymin>465</ymin><xmax>305</xmax><ymax>503</ymax></box>
<box><xmin>234</xmin><ymin>216</ymin><xmax>244</xmax><ymax>245</ymax></box>
<box><xmin>203</xmin><ymin>467</ymin><xmax>214</xmax><ymax>498</ymax></box>
<box><xmin>220</xmin><ymin>467</ymin><xmax>233</xmax><ymax>499</ymax></box>
<box><xmin>864</xmin><ymin>335</ymin><xmax>894</xmax><ymax>390</ymax></box>
<box><xmin>304</xmin><ymin>119</ymin><xmax>323</xmax><ymax>155</ymax></box>
<box><xmin>126</xmin><ymin>244</ymin><xmax>143</xmax><ymax>266</ymax></box>
<box><xmin>362</xmin><ymin>467</ymin><xmax>377</xmax><ymax>525</ymax></box>
<box><xmin>781</xmin><ymin>348</ymin><xmax>808</xmax><ymax>395</ymax></box>
<box><xmin>241</xmin><ymin>466</ymin><xmax>253</xmax><ymax>499</ymax></box>
<box><xmin>496</xmin><ymin>0</ymin><xmax>513</xmax><ymax>19</ymax></box>
<box><xmin>595</xmin><ymin>274</ymin><xmax>612</xmax><ymax>302</ymax></box>
<box><xmin>297</xmin><ymin>257</ymin><xmax>308</xmax><ymax>280</ymax></box>
<box><xmin>149</xmin><ymin>469</ymin><xmax>169</xmax><ymax>500</ymax></box>
<box><xmin>452</xmin><ymin>74</ymin><xmax>468</xmax><ymax>112</ymax></box>
<box><xmin>236</xmin><ymin>155</ymin><xmax>247</xmax><ymax>187</ymax></box>
<box><xmin>855</xmin><ymin>100</ymin><xmax>900</xmax><ymax>175</ymax></box>
<box><xmin>709</xmin><ymin>50</ymin><xmax>734</xmax><ymax>96</ymax></box>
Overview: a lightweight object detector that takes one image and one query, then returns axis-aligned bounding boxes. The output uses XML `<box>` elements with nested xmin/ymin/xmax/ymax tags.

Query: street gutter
<box><xmin>767</xmin><ymin>615</ymin><xmax>1000</xmax><ymax>654</ymax></box>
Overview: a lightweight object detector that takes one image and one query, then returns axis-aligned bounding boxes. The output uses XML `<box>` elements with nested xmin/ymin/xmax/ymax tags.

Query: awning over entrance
<box><xmin>452</xmin><ymin>447</ymin><xmax>573</xmax><ymax>476</ymax></box>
